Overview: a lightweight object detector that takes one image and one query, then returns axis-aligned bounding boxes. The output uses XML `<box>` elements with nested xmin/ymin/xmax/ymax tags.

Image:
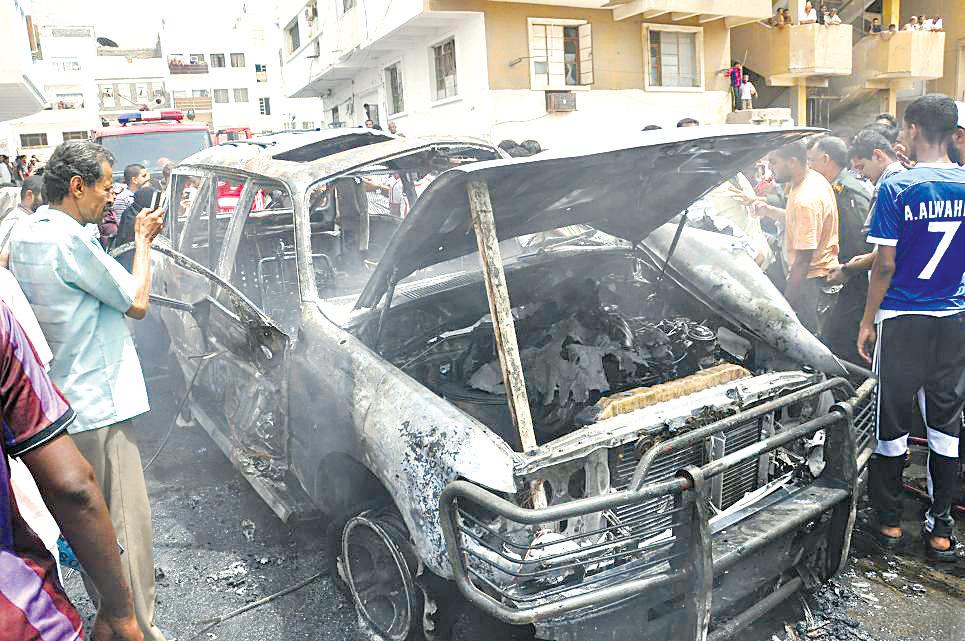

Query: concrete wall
<box><xmin>431</xmin><ymin>0</ymin><xmax>733</xmax><ymax>92</ymax></box>
<box><xmin>902</xmin><ymin>0</ymin><xmax>964</xmax><ymax>100</ymax></box>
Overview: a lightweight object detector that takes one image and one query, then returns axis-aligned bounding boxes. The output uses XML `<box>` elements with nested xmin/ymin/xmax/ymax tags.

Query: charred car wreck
<box><xmin>143</xmin><ymin>127</ymin><xmax>877</xmax><ymax>641</ymax></box>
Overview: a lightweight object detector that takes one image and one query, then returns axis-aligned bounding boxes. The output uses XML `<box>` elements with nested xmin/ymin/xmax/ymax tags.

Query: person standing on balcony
<box><xmin>740</xmin><ymin>77</ymin><xmax>757</xmax><ymax>110</ymax></box>
<box><xmin>799</xmin><ymin>2</ymin><xmax>818</xmax><ymax>25</ymax></box>
<box><xmin>827</xmin><ymin>9</ymin><xmax>842</xmax><ymax>26</ymax></box>
<box><xmin>724</xmin><ymin>62</ymin><xmax>743</xmax><ymax>111</ymax></box>
<box><xmin>903</xmin><ymin>16</ymin><xmax>920</xmax><ymax>31</ymax></box>
<box><xmin>869</xmin><ymin>17</ymin><xmax>882</xmax><ymax>34</ymax></box>
<box><xmin>857</xmin><ymin>94</ymin><xmax>965</xmax><ymax>564</ymax></box>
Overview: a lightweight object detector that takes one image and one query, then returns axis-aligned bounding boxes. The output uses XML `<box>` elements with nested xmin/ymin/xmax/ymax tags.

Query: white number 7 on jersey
<box><xmin>918</xmin><ymin>221</ymin><xmax>961</xmax><ymax>280</ymax></box>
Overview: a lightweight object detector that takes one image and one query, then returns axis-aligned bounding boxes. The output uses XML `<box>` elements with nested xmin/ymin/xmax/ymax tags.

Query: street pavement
<box><xmin>65</xmin><ymin>370</ymin><xmax>963</xmax><ymax>641</ymax></box>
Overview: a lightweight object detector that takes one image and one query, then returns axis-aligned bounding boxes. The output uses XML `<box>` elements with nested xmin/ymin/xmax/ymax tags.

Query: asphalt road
<box><xmin>65</xmin><ymin>371</ymin><xmax>964</xmax><ymax>641</ymax></box>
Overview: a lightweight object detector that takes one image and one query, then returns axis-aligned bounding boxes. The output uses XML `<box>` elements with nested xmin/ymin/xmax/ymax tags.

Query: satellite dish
<box><xmin>97</xmin><ymin>37</ymin><xmax>119</xmax><ymax>47</ymax></box>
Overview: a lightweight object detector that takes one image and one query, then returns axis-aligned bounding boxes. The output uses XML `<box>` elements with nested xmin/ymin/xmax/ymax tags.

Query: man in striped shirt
<box><xmin>0</xmin><ymin>300</ymin><xmax>141</xmax><ymax>641</ymax></box>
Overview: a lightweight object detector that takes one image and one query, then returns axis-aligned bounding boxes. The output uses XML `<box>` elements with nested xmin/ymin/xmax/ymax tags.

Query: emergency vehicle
<box><xmin>93</xmin><ymin>110</ymin><xmax>211</xmax><ymax>181</ymax></box>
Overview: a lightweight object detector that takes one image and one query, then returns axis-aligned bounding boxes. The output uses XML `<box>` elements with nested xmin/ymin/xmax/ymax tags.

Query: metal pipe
<box><xmin>630</xmin><ymin>378</ymin><xmax>855</xmax><ymax>490</ymax></box>
<box><xmin>440</xmin><ymin>478</ymin><xmax>689</xmax><ymax>526</ymax></box>
<box><xmin>706</xmin><ymin>577</ymin><xmax>803</xmax><ymax>641</ymax></box>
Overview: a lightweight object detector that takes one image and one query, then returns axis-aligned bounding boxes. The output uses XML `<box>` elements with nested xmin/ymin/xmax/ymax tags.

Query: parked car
<box><xmin>136</xmin><ymin>126</ymin><xmax>876</xmax><ymax>641</ymax></box>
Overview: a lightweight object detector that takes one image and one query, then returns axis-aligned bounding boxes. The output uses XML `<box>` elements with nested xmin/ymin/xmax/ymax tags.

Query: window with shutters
<box><xmin>527</xmin><ymin>18</ymin><xmax>593</xmax><ymax>90</ymax></box>
<box><xmin>213</xmin><ymin>89</ymin><xmax>229</xmax><ymax>103</ymax></box>
<box><xmin>431</xmin><ymin>38</ymin><xmax>457</xmax><ymax>101</ymax></box>
<box><xmin>384</xmin><ymin>62</ymin><xmax>404</xmax><ymax>115</ymax></box>
<box><xmin>234</xmin><ymin>88</ymin><xmax>249</xmax><ymax>102</ymax></box>
<box><xmin>644</xmin><ymin>25</ymin><xmax>703</xmax><ymax>91</ymax></box>
<box><xmin>211</xmin><ymin>53</ymin><xmax>226</xmax><ymax>68</ymax></box>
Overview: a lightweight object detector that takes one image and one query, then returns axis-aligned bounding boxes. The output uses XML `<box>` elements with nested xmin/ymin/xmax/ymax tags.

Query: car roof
<box><xmin>174</xmin><ymin>128</ymin><xmax>498</xmax><ymax>187</ymax></box>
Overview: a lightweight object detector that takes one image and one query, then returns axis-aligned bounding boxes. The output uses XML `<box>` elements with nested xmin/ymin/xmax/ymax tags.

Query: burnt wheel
<box><xmin>341</xmin><ymin>511</ymin><xmax>421</xmax><ymax>641</ymax></box>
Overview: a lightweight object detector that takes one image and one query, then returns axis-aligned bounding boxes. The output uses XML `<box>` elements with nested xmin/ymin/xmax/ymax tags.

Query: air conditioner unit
<box><xmin>546</xmin><ymin>91</ymin><xmax>576</xmax><ymax>113</ymax></box>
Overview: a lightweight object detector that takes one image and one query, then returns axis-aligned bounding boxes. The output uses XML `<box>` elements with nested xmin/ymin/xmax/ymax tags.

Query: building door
<box><xmin>360</xmin><ymin>91</ymin><xmax>381</xmax><ymax>127</ymax></box>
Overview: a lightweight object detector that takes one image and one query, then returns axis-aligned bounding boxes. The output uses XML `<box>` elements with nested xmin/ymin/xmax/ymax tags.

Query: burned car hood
<box><xmin>357</xmin><ymin>125</ymin><xmax>820</xmax><ymax>309</ymax></box>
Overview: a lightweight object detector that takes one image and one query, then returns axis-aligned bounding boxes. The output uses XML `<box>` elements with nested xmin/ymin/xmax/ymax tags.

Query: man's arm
<box><xmin>785</xmin><ymin>249</ymin><xmax>813</xmax><ymax>303</ymax></box>
<box><xmin>22</xmin><ymin>437</ymin><xmax>142</xmax><ymax>641</ymax></box>
<box><xmin>125</xmin><ymin>207</ymin><xmax>164</xmax><ymax>319</ymax></box>
<box><xmin>857</xmin><ymin>246</ymin><xmax>896</xmax><ymax>362</ymax></box>
<box><xmin>751</xmin><ymin>199</ymin><xmax>787</xmax><ymax>222</ymax></box>
<box><xmin>826</xmin><ymin>248</ymin><xmax>877</xmax><ymax>284</ymax></box>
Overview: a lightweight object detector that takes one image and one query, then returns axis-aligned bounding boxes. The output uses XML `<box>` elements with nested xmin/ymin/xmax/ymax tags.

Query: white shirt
<box><xmin>799</xmin><ymin>8</ymin><xmax>817</xmax><ymax>23</ymax></box>
<box><xmin>740</xmin><ymin>82</ymin><xmax>756</xmax><ymax>100</ymax></box>
<box><xmin>934</xmin><ymin>19</ymin><xmax>943</xmax><ymax>30</ymax></box>
<box><xmin>0</xmin><ymin>163</ymin><xmax>11</xmax><ymax>184</ymax></box>
<box><xmin>921</xmin><ymin>18</ymin><xmax>934</xmax><ymax>31</ymax></box>
<box><xmin>827</xmin><ymin>14</ymin><xmax>841</xmax><ymax>25</ymax></box>
<box><xmin>0</xmin><ymin>267</ymin><xmax>53</xmax><ymax>368</ymax></box>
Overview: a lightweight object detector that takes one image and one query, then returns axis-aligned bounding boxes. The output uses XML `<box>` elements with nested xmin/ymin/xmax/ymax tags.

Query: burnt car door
<box><xmin>150</xmin><ymin>172</ymin><xmax>305</xmax><ymax>521</ymax></box>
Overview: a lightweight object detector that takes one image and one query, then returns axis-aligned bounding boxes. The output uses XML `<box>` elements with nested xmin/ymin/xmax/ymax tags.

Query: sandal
<box><xmin>923</xmin><ymin>531</ymin><xmax>962</xmax><ymax>564</ymax></box>
<box><xmin>873</xmin><ymin>529</ymin><xmax>909</xmax><ymax>550</ymax></box>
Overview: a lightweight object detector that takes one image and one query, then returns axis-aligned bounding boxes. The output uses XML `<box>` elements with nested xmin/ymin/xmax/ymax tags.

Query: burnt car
<box><xmin>139</xmin><ymin>127</ymin><xmax>877</xmax><ymax>641</ymax></box>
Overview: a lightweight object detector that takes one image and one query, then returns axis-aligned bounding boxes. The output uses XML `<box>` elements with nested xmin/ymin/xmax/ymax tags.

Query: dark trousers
<box><xmin>825</xmin><ymin>276</ymin><xmax>868</xmax><ymax>365</ymax></box>
<box><xmin>789</xmin><ymin>277</ymin><xmax>822</xmax><ymax>335</ymax></box>
<box><xmin>868</xmin><ymin>312</ymin><xmax>965</xmax><ymax>539</ymax></box>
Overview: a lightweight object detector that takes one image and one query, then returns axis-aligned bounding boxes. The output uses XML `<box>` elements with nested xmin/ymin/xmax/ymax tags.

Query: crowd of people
<box><xmin>0</xmin><ymin>153</ymin><xmax>42</xmax><ymax>186</ymax></box>
<box><xmin>769</xmin><ymin>2</ymin><xmax>846</xmax><ymax>28</ymax></box>
<box><xmin>1</xmin><ymin>140</ymin><xmax>167</xmax><ymax>641</ymax></box>
<box><xmin>698</xmin><ymin>95</ymin><xmax>964</xmax><ymax>565</ymax></box>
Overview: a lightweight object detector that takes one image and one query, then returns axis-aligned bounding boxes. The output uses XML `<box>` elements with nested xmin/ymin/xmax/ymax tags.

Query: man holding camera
<box><xmin>9</xmin><ymin>140</ymin><xmax>168</xmax><ymax>639</ymax></box>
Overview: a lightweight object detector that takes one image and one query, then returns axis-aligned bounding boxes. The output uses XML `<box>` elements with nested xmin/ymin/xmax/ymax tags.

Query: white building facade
<box><xmin>161</xmin><ymin>8</ymin><xmax>322</xmax><ymax>134</ymax></box>
<box><xmin>0</xmin><ymin>23</ymin><xmax>99</xmax><ymax>158</ymax></box>
<box><xmin>278</xmin><ymin>0</ymin><xmax>771</xmax><ymax>146</ymax></box>
<box><xmin>0</xmin><ymin>0</ymin><xmax>47</xmax><ymax>129</ymax></box>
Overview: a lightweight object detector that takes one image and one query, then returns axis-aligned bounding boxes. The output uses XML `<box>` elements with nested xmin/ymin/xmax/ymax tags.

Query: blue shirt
<box><xmin>8</xmin><ymin>208</ymin><xmax>149</xmax><ymax>433</ymax></box>
<box><xmin>867</xmin><ymin>162</ymin><xmax>965</xmax><ymax>318</ymax></box>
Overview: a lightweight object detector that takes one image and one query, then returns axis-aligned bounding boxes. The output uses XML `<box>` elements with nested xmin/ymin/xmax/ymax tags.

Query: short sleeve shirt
<box><xmin>784</xmin><ymin>169</ymin><xmax>841</xmax><ymax>278</ymax></box>
<box><xmin>9</xmin><ymin>208</ymin><xmax>149</xmax><ymax>433</ymax></box>
<box><xmin>867</xmin><ymin>163</ymin><xmax>965</xmax><ymax>318</ymax></box>
<box><xmin>0</xmin><ymin>300</ymin><xmax>81</xmax><ymax>640</ymax></box>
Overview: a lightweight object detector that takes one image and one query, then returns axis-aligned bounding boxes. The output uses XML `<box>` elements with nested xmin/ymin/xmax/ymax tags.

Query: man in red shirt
<box><xmin>0</xmin><ymin>300</ymin><xmax>141</xmax><ymax>641</ymax></box>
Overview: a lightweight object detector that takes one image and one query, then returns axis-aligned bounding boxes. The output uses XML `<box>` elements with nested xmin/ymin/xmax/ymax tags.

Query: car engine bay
<box><xmin>382</xmin><ymin>249</ymin><xmax>761</xmax><ymax>447</ymax></box>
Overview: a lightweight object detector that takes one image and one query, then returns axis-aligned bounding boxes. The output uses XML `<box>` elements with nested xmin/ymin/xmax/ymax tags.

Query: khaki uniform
<box><xmin>825</xmin><ymin>169</ymin><xmax>872</xmax><ymax>364</ymax></box>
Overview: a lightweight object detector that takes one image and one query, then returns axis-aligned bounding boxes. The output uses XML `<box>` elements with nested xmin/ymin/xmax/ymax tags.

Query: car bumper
<box><xmin>439</xmin><ymin>378</ymin><xmax>876</xmax><ymax>641</ymax></box>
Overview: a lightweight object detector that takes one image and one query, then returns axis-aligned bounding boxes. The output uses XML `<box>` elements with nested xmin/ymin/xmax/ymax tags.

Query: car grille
<box><xmin>854</xmin><ymin>389</ymin><xmax>875</xmax><ymax>458</ymax></box>
<box><xmin>609</xmin><ymin>418</ymin><xmax>765</xmax><ymax>534</ymax></box>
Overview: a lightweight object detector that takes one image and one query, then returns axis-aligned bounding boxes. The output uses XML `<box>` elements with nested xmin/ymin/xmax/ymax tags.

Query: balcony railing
<box><xmin>732</xmin><ymin>22</ymin><xmax>853</xmax><ymax>86</ymax></box>
<box><xmin>853</xmin><ymin>30</ymin><xmax>946</xmax><ymax>83</ymax></box>
<box><xmin>168</xmin><ymin>61</ymin><xmax>209</xmax><ymax>74</ymax></box>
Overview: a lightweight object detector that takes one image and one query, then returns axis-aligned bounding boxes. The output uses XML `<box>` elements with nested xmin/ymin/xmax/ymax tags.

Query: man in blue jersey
<box><xmin>857</xmin><ymin>94</ymin><xmax>965</xmax><ymax>563</ymax></box>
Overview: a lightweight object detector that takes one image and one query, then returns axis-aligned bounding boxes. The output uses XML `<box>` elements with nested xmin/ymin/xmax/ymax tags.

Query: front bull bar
<box><xmin>439</xmin><ymin>377</ymin><xmax>876</xmax><ymax>640</ymax></box>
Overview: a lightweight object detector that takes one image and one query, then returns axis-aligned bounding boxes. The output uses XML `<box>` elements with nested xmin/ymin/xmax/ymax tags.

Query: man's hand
<box><xmin>826</xmin><ymin>264</ymin><xmax>849</xmax><ymax>286</ymax></box>
<box><xmin>857</xmin><ymin>320</ymin><xmax>877</xmax><ymax>363</ymax></box>
<box><xmin>92</xmin><ymin>611</ymin><xmax>143</xmax><ymax>641</ymax></box>
<box><xmin>894</xmin><ymin>142</ymin><xmax>914</xmax><ymax>168</ymax></box>
<box><xmin>134</xmin><ymin>208</ymin><xmax>164</xmax><ymax>245</ymax></box>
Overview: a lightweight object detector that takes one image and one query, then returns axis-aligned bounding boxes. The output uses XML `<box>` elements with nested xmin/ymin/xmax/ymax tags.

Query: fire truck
<box><xmin>93</xmin><ymin>110</ymin><xmax>211</xmax><ymax>181</ymax></box>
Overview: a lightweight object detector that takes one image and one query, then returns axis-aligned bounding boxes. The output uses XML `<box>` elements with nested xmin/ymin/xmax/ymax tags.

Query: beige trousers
<box><xmin>72</xmin><ymin>421</ymin><xmax>167</xmax><ymax>641</ymax></box>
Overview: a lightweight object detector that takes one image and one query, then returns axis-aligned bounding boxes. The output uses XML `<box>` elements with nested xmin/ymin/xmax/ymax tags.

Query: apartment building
<box><xmin>162</xmin><ymin>9</ymin><xmax>322</xmax><ymax>133</ymax></box>
<box><xmin>732</xmin><ymin>1</ymin><xmax>947</xmax><ymax>129</ymax></box>
<box><xmin>278</xmin><ymin>0</ymin><xmax>772</xmax><ymax>145</ymax></box>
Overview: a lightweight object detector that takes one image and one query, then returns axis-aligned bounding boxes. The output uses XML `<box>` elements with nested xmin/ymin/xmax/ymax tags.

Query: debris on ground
<box><xmin>240</xmin><ymin>519</ymin><xmax>256</xmax><ymax>542</ymax></box>
<box><xmin>206</xmin><ymin>562</ymin><xmax>249</xmax><ymax>590</ymax></box>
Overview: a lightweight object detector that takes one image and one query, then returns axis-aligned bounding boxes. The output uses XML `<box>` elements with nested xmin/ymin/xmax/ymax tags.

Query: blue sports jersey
<box><xmin>867</xmin><ymin>163</ymin><xmax>965</xmax><ymax>313</ymax></box>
